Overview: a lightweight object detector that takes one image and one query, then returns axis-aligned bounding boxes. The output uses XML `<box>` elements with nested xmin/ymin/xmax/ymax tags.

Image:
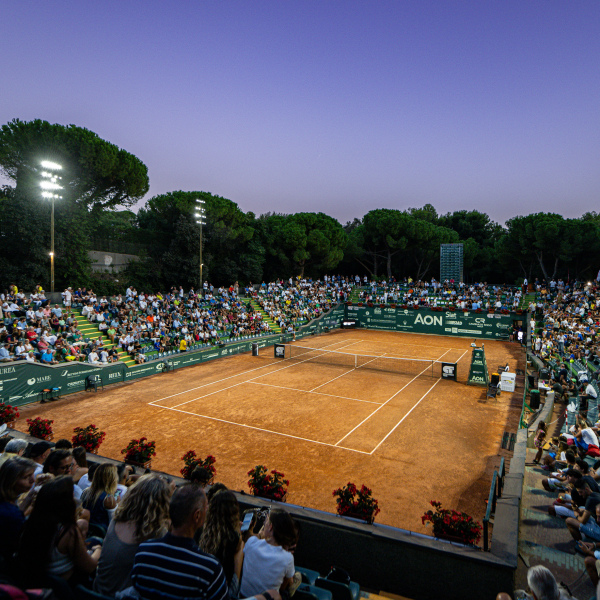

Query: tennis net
<box><xmin>284</xmin><ymin>344</ymin><xmax>440</xmax><ymax>378</ymax></box>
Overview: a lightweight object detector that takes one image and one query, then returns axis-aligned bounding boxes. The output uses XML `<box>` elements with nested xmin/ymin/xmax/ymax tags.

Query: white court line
<box><xmin>333</xmin><ymin>349</ymin><xmax>450</xmax><ymax>447</ymax></box>
<box><xmin>249</xmin><ymin>381</ymin><xmax>381</xmax><ymax>405</ymax></box>
<box><xmin>365</xmin><ymin>348</ymin><xmax>470</xmax><ymax>454</ymax></box>
<box><xmin>148</xmin><ymin>404</ymin><xmax>372</xmax><ymax>455</ymax></box>
<box><xmin>150</xmin><ymin>338</ymin><xmax>361</xmax><ymax>405</ymax></box>
<box><xmin>369</xmin><ymin>378</ymin><xmax>442</xmax><ymax>454</ymax></box>
<box><xmin>164</xmin><ymin>339</ymin><xmax>364</xmax><ymax>410</ymax></box>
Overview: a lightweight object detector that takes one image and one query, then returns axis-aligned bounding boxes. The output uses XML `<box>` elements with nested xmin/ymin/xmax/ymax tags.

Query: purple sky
<box><xmin>3</xmin><ymin>1</ymin><xmax>599</xmax><ymax>226</ymax></box>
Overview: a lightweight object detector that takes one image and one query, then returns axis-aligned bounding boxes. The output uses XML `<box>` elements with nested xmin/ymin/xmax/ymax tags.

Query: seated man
<box><xmin>565</xmin><ymin>479</ymin><xmax>600</xmax><ymax>543</ymax></box>
<box><xmin>0</xmin><ymin>343</ymin><xmax>14</xmax><ymax>362</ymax></box>
<box><xmin>131</xmin><ymin>484</ymin><xmax>279</xmax><ymax>600</ymax></box>
<box><xmin>571</xmin><ymin>424</ymin><xmax>600</xmax><ymax>458</ymax></box>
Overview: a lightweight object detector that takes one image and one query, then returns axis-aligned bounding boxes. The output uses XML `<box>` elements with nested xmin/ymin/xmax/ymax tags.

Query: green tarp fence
<box><xmin>345</xmin><ymin>304</ymin><xmax>513</xmax><ymax>339</ymax></box>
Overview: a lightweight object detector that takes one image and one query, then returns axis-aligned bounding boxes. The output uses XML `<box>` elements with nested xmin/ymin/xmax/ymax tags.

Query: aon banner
<box><xmin>345</xmin><ymin>305</ymin><xmax>512</xmax><ymax>340</ymax></box>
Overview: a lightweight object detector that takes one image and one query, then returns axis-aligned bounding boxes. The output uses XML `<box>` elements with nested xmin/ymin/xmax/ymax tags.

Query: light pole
<box><xmin>194</xmin><ymin>199</ymin><xmax>206</xmax><ymax>294</ymax></box>
<box><xmin>40</xmin><ymin>161</ymin><xmax>63</xmax><ymax>293</ymax></box>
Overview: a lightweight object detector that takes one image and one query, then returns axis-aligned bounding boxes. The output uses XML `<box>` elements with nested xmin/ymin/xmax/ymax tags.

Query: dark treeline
<box><xmin>1</xmin><ymin>119</ymin><xmax>599</xmax><ymax>293</ymax></box>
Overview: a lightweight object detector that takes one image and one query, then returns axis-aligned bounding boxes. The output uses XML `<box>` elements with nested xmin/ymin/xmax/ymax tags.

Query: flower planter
<box><xmin>343</xmin><ymin>511</ymin><xmax>375</xmax><ymax>524</ymax></box>
<box><xmin>125</xmin><ymin>458</ymin><xmax>152</xmax><ymax>470</ymax></box>
<box><xmin>435</xmin><ymin>531</ymin><xmax>467</xmax><ymax>544</ymax></box>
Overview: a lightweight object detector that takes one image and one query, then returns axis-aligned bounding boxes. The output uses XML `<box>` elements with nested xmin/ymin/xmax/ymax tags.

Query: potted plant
<box><xmin>421</xmin><ymin>501</ymin><xmax>482</xmax><ymax>546</ymax></box>
<box><xmin>333</xmin><ymin>482</ymin><xmax>380</xmax><ymax>523</ymax></box>
<box><xmin>71</xmin><ymin>424</ymin><xmax>106</xmax><ymax>454</ymax></box>
<box><xmin>26</xmin><ymin>417</ymin><xmax>54</xmax><ymax>441</ymax></box>
<box><xmin>247</xmin><ymin>465</ymin><xmax>289</xmax><ymax>501</ymax></box>
<box><xmin>180</xmin><ymin>450</ymin><xmax>216</xmax><ymax>481</ymax></box>
<box><xmin>121</xmin><ymin>437</ymin><xmax>156</xmax><ymax>469</ymax></box>
<box><xmin>0</xmin><ymin>402</ymin><xmax>19</xmax><ymax>428</ymax></box>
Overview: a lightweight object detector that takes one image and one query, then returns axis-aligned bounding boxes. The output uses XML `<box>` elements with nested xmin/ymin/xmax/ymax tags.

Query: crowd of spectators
<box><xmin>530</xmin><ymin>280</ymin><xmax>599</xmax><ymax>367</ymax></box>
<box><xmin>0</xmin><ymin>436</ymin><xmax>298</xmax><ymax>600</ymax></box>
<box><xmin>250</xmin><ymin>276</ymin><xmax>354</xmax><ymax>333</ymax></box>
<box><xmin>354</xmin><ymin>277</ymin><xmax>526</xmax><ymax>311</ymax></box>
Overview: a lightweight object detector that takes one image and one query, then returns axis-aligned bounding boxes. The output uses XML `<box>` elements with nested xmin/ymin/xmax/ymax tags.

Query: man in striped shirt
<box><xmin>131</xmin><ymin>484</ymin><xmax>279</xmax><ymax>600</ymax></box>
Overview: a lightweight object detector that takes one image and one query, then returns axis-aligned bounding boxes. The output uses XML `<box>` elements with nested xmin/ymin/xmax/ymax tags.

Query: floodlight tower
<box><xmin>40</xmin><ymin>161</ymin><xmax>63</xmax><ymax>292</ymax></box>
<box><xmin>195</xmin><ymin>199</ymin><xmax>206</xmax><ymax>294</ymax></box>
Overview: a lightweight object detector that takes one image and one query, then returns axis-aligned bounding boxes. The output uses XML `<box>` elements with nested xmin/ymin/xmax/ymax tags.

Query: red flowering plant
<box><xmin>71</xmin><ymin>424</ymin><xmax>106</xmax><ymax>452</ymax></box>
<box><xmin>26</xmin><ymin>417</ymin><xmax>53</xmax><ymax>440</ymax></box>
<box><xmin>247</xmin><ymin>465</ymin><xmax>289</xmax><ymax>501</ymax></box>
<box><xmin>0</xmin><ymin>402</ymin><xmax>19</xmax><ymax>424</ymax></box>
<box><xmin>180</xmin><ymin>450</ymin><xmax>216</xmax><ymax>480</ymax></box>
<box><xmin>333</xmin><ymin>482</ymin><xmax>380</xmax><ymax>522</ymax></box>
<box><xmin>121</xmin><ymin>437</ymin><xmax>156</xmax><ymax>464</ymax></box>
<box><xmin>421</xmin><ymin>500</ymin><xmax>482</xmax><ymax>545</ymax></box>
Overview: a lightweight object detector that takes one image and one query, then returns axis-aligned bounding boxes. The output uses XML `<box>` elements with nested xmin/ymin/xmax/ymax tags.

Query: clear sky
<box><xmin>3</xmin><ymin>1</ymin><xmax>599</xmax><ymax>226</ymax></box>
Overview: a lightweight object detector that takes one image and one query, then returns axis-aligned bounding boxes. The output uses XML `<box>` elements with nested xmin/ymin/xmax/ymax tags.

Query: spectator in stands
<box><xmin>81</xmin><ymin>463</ymin><xmax>118</xmax><ymax>530</ymax></box>
<box><xmin>28</xmin><ymin>441</ymin><xmax>54</xmax><ymax>478</ymax></box>
<box><xmin>571</xmin><ymin>424</ymin><xmax>600</xmax><ymax>458</ymax></box>
<box><xmin>0</xmin><ymin>342</ymin><xmax>14</xmax><ymax>362</ymax></box>
<box><xmin>240</xmin><ymin>508</ymin><xmax>299</xmax><ymax>598</ymax></box>
<box><xmin>94</xmin><ymin>474</ymin><xmax>172</xmax><ymax>596</ymax></box>
<box><xmin>71</xmin><ymin>447</ymin><xmax>88</xmax><ymax>485</ymax></box>
<box><xmin>199</xmin><ymin>490</ymin><xmax>244</xmax><ymax>597</ymax></box>
<box><xmin>16</xmin><ymin>475</ymin><xmax>101</xmax><ymax>587</ymax></box>
<box><xmin>0</xmin><ymin>438</ymin><xmax>28</xmax><ymax>469</ymax></box>
<box><xmin>533</xmin><ymin>421</ymin><xmax>547</xmax><ymax>464</ymax></box>
<box><xmin>514</xmin><ymin>564</ymin><xmax>575</xmax><ymax>600</ymax></box>
<box><xmin>542</xmin><ymin>450</ymin><xmax>578</xmax><ymax>491</ymax></box>
<box><xmin>0</xmin><ymin>457</ymin><xmax>37</xmax><ymax>561</ymax></box>
<box><xmin>565</xmin><ymin>479</ymin><xmax>600</xmax><ymax>543</ymax></box>
<box><xmin>43</xmin><ymin>449</ymin><xmax>73</xmax><ymax>477</ymax></box>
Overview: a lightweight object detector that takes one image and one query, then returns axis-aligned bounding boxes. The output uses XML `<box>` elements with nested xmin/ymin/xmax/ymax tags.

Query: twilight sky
<box><xmin>3</xmin><ymin>1</ymin><xmax>599</xmax><ymax>226</ymax></box>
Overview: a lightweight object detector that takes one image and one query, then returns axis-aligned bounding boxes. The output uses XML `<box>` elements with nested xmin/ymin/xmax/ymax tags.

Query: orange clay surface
<box><xmin>15</xmin><ymin>329</ymin><xmax>525</xmax><ymax>533</ymax></box>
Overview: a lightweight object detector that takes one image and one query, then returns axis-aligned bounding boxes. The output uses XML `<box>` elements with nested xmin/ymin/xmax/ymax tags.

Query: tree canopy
<box><xmin>0</xmin><ymin>119</ymin><xmax>149</xmax><ymax>210</ymax></box>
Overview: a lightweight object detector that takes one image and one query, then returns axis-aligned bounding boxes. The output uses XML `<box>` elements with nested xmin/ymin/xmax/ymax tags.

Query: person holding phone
<box><xmin>239</xmin><ymin>508</ymin><xmax>299</xmax><ymax>598</ymax></box>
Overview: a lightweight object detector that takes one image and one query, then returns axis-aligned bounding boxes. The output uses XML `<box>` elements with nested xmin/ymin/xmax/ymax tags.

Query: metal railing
<box><xmin>483</xmin><ymin>456</ymin><xmax>505</xmax><ymax>551</ymax></box>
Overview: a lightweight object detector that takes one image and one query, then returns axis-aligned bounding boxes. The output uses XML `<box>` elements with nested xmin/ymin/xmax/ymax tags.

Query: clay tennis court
<box><xmin>15</xmin><ymin>329</ymin><xmax>525</xmax><ymax>534</ymax></box>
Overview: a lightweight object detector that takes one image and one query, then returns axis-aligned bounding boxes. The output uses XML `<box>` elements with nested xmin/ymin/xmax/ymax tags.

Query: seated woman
<box><xmin>16</xmin><ymin>476</ymin><xmax>101</xmax><ymax>587</ymax></box>
<box><xmin>199</xmin><ymin>490</ymin><xmax>244</xmax><ymax>597</ymax></box>
<box><xmin>81</xmin><ymin>463</ymin><xmax>118</xmax><ymax>531</ymax></box>
<box><xmin>239</xmin><ymin>508</ymin><xmax>298</xmax><ymax>598</ymax></box>
<box><xmin>94</xmin><ymin>474</ymin><xmax>171</xmax><ymax>596</ymax></box>
<box><xmin>0</xmin><ymin>457</ymin><xmax>37</xmax><ymax>562</ymax></box>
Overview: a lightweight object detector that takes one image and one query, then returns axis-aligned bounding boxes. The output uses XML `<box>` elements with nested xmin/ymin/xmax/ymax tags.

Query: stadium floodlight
<box><xmin>40</xmin><ymin>160</ymin><xmax>63</xmax><ymax>292</ymax></box>
<box><xmin>194</xmin><ymin>199</ymin><xmax>207</xmax><ymax>293</ymax></box>
<box><xmin>41</xmin><ymin>160</ymin><xmax>62</xmax><ymax>171</ymax></box>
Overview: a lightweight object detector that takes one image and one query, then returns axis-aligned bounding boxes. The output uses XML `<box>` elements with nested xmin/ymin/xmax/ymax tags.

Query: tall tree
<box><xmin>0</xmin><ymin>119</ymin><xmax>149</xmax><ymax>210</ymax></box>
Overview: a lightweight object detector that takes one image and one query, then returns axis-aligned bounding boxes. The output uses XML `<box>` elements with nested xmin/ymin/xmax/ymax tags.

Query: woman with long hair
<box><xmin>199</xmin><ymin>490</ymin><xmax>244</xmax><ymax>597</ymax></box>
<box><xmin>81</xmin><ymin>463</ymin><xmax>117</xmax><ymax>530</ymax></box>
<box><xmin>239</xmin><ymin>508</ymin><xmax>299</xmax><ymax>598</ymax></box>
<box><xmin>0</xmin><ymin>457</ymin><xmax>36</xmax><ymax>561</ymax></box>
<box><xmin>93</xmin><ymin>474</ymin><xmax>172</xmax><ymax>595</ymax></box>
<box><xmin>16</xmin><ymin>475</ymin><xmax>101</xmax><ymax>586</ymax></box>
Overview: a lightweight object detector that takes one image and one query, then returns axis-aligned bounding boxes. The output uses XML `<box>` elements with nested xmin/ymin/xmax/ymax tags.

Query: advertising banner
<box><xmin>346</xmin><ymin>306</ymin><xmax>512</xmax><ymax>340</ymax></box>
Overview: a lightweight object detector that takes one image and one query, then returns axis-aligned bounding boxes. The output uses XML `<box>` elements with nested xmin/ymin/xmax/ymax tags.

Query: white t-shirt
<box><xmin>586</xmin><ymin>384</ymin><xmax>598</xmax><ymax>399</ymax></box>
<box><xmin>240</xmin><ymin>536</ymin><xmax>294</xmax><ymax>597</ymax></box>
<box><xmin>582</xmin><ymin>428</ymin><xmax>599</xmax><ymax>447</ymax></box>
